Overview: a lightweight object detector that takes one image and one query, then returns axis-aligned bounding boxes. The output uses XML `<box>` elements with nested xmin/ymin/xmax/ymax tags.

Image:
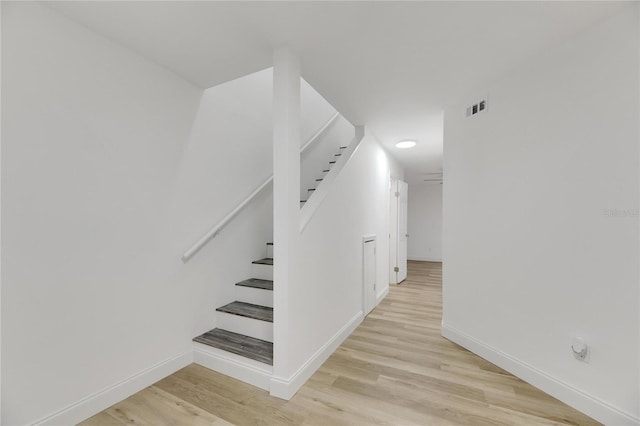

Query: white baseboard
<box><xmin>33</xmin><ymin>351</ymin><xmax>193</xmax><ymax>426</ymax></box>
<box><xmin>376</xmin><ymin>286</ymin><xmax>389</xmax><ymax>304</ymax></box>
<box><xmin>270</xmin><ymin>311</ymin><xmax>363</xmax><ymax>400</ymax></box>
<box><xmin>441</xmin><ymin>323</ymin><xmax>639</xmax><ymax>426</ymax></box>
<box><xmin>192</xmin><ymin>342</ymin><xmax>272</xmax><ymax>391</ymax></box>
<box><xmin>408</xmin><ymin>256</ymin><xmax>442</xmax><ymax>262</ymax></box>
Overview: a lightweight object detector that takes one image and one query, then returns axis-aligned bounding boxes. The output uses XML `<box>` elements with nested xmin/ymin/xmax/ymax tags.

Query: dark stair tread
<box><xmin>339</xmin><ymin>146</ymin><xmax>347</xmax><ymax>149</ymax></box>
<box><xmin>308</xmin><ymin>188</ymin><xmax>315</xmax><ymax>191</ymax></box>
<box><xmin>329</xmin><ymin>161</ymin><xmax>336</xmax><ymax>164</ymax></box>
<box><xmin>252</xmin><ymin>257</ymin><xmax>273</xmax><ymax>265</ymax></box>
<box><xmin>236</xmin><ymin>278</ymin><xmax>273</xmax><ymax>291</ymax></box>
<box><xmin>217</xmin><ymin>301</ymin><xmax>273</xmax><ymax>322</ymax></box>
<box><xmin>316</xmin><ymin>178</ymin><xmax>323</xmax><ymax>182</ymax></box>
<box><xmin>335</xmin><ymin>153</ymin><xmax>342</xmax><ymax>156</ymax></box>
<box><xmin>193</xmin><ymin>328</ymin><xmax>273</xmax><ymax>365</ymax></box>
<box><xmin>266</xmin><ymin>242</ymin><xmax>273</xmax><ymax>246</ymax></box>
<box><xmin>301</xmin><ymin>200</ymin><xmax>307</xmax><ymax>203</ymax></box>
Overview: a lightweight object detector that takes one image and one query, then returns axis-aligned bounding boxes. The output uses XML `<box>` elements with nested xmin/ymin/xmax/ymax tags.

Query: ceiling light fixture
<box><xmin>396</xmin><ymin>140</ymin><xmax>416</xmax><ymax>149</ymax></box>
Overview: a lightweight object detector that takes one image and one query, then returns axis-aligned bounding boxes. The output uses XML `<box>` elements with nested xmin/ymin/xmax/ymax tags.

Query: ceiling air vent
<box><xmin>466</xmin><ymin>99</ymin><xmax>487</xmax><ymax>117</ymax></box>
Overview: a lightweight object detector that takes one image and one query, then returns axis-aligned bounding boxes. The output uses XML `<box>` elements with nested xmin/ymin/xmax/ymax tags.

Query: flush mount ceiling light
<box><xmin>395</xmin><ymin>140</ymin><xmax>416</xmax><ymax>149</ymax></box>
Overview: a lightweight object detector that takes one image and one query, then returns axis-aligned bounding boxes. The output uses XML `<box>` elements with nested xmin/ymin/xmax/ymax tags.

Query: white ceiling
<box><xmin>47</xmin><ymin>1</ymin><xmax>628</xmax><ymax>184</ymax></box>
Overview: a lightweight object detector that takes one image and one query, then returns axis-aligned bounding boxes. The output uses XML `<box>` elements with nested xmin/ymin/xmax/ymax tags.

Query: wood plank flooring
<box><xmin>81</xmin><ymin>261</ymin><xmax>600</xmax><ymax>426</ymax></box>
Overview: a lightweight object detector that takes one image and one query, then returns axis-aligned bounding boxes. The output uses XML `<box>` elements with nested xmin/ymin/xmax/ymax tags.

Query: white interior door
<box><xmin>397</xmin><ymin>180</ymin><xmax>408</xmax><ymax>283</ymax></box>
<box><xmin>363</xmin><ymin>237</ymin><xmax>377</xmax><ymax>315</ymax></box>
<box><xmin>389</xmin><ymin>178</ymin><xmax>398</xmax><ymax>284</ymax></box>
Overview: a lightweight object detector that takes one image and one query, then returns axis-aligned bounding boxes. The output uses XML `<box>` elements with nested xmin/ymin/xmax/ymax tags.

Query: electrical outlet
<box><xmin>571</xmin><ymin>336</ymin><xmax>589</xmax><ymax>362</ymax></box>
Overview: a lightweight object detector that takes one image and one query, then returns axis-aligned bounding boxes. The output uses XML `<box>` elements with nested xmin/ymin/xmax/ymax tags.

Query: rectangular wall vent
<box><xmin>466</xmin><ymin>99</ymin><xmax>487</xmax><ymax>117</ymax></box>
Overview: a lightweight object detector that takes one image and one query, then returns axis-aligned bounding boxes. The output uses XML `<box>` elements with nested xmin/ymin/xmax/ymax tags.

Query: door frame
<box><xmin>389</xmin><ymin>178</ymin><xmax>398</xmax><ymax>284</ymax></box>
<box><xmin>362</xmin><ymin>235</ymin><xmax>377</xmax><ymax>316</ymax></box>
<box><xmin>397</xmin><ymin>180</ymin><xmax>409</xmax><ymax>283</ymax></box>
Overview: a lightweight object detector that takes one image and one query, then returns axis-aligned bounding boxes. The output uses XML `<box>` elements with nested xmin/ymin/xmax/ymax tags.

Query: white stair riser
<box><xmin>236</xmin><ymin>286</ymin><xmax>273</xmax><ymax>308</ymax></box>
<box><xmin>252</xmin><ymin>263</ymin><xmax>273</xmax><ymax>280</ymax></box>
<box><xmin>217</xmin><ymin>312</ymin><xmax>273</xmax><ymax>342</ymax></box>
<box><xmin>266</xmin><ymin>245</ymin><xmax>273</xmax><ymax>258</ymax></box>
<box><xmin>192</xmin><ymin>342</ymin><xmax>272</xmax><ymax>391</ymax></box>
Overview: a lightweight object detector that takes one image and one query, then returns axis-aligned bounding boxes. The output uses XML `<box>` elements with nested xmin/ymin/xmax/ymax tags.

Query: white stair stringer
<box><xmin>301</xmin><ymin>127</ymin><xmax>364</xmax><ymax>233</ymax></box>
<box><xmin>192</xmin><ymin>341</ymin><xmax>272</xmax><ymax>391</ymax></box>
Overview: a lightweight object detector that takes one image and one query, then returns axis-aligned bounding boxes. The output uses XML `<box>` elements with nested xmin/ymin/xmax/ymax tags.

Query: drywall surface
<box><xmin>282</xmin><ymin>130</ymin><xmax>403</xmax><ymax>390</ymax></box>
<box><xmin>1</xmin><ymin>3</ymin><xmax>199</xmax><ymax>424</ymax></box>
<box><xmin>407</xmin><ymin>183</ymin><xmax>442</xmax><ymax>261</ymax></box>
<box><xmin>1</xmin><ymin>3</ymin><xmax>339</xmax><ymax>424</ymax></box>
<box><xmin>443</xmin><ymin>6</ymin><xmax>639</xmax><ymax>424</ymax></box>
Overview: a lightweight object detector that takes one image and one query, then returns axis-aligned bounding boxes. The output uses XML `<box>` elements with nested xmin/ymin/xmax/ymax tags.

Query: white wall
<box><xmin>443</xmin><ymin>6</ymin><xmax>639</xmax><ymax>425</ymax></box>
<box><xmin>1</xmin><ymin>3</ymin><xmax>336</xmax><ymax>424</ymax></box>
<box><xmin>274</xmin><ymin>128</ymin><xmax>403</xmax><ymax>395</ymax></box>
<box><xmin>407</xmin><ymin>183</ymin><xmax>442</xmax><ymax>262</ymax></box>
<box><xmin>2</xmin><ymin>3</ymin><xmax>199</xmax><ymax>424</ymax></box>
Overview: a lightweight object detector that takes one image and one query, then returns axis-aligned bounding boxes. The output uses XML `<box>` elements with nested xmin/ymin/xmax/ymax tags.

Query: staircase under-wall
<box><xmin>192</xmin><ymin>143</ymin><xmax>351</xmax><ymax>387</ymax></box>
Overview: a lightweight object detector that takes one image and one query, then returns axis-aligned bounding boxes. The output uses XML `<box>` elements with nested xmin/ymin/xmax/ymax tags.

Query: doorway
<box><xmin>363</xmin><ymin>236</ymin><xmax>377</xmax><ymax>316</ymax></box>
<box><xmin>389</xmin><ymin>178</ymin><xmax>408</xmax><ymax>284</ymax></box>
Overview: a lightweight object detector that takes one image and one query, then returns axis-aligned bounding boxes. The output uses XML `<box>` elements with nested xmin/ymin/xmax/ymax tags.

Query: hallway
<box><xmin>82</xmin><ymin>261</ymin><xmax>599</xmax><ymax>425</ymax></box>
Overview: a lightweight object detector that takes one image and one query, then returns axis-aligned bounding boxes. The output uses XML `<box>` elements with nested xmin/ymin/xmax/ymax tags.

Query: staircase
<box><xmin>193</xmin><ymin>242</ymin><xmax>274</xmax><ymax>367</ymax></box>
<box><xmin>300</xmin><ymin>145</ymin><xmax>347</xmax><ymax>206</ymax></box>
<box><xmin>190</xmin><ymin>140</ymin><xmax>355</xmax><ymax>390</ymax></box>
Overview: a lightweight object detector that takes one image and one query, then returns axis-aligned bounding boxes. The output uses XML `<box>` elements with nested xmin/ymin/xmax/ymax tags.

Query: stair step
<box><xmin>339</xmin><ymin>146</ymin><xmax>347</xmax><ymax>149</ymax></box>
<box><xmin>217</xmin><ymin>301</ymin><xmax>273</xmax><ymax>322</ymax></box>
<box><xmin>252</xmin><ymin>258</ymin><xmax>273</xmax><ymax>265</ymax></box>
<box><xmin>236</xmin><ymin>278</ymin><xmax>273</xmax><ymax>291</ymax></box>
<box><xmin>308</xmin><ymin>188</ymin><xmax>315</xmax><ymax>192</ymax></box>
<box><xmin>193</xmin><ymin>328</ymin><xmax>273</xmax><ymax>365</ymax></box>
<box><xmin>266</xmin><ymin>242</ymin><xmax>273</xmax><ymax>246</ymax></box>
<box><xmin>322</xmin><ymin>169</ymin><xmax>330</xmax><ymax>173</ymax></box>
<box><xmin>316</xmin><ymin>178</ymin><xmax>323</xmax><ymax>182</ymax></box>
<box><xmin>329</xmin><ymin>161</ymin><xmax>336</xmax><ymax>164</ymax></box>
<box><xmin>335</xmin><ymin>153</ymin><xmax>342</xmax><ymax>156</ymax></box>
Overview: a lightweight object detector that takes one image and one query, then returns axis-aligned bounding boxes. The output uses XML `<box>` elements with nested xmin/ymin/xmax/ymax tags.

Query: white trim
<box><xmin>192</xmin><ymin>342</ymin><xmax>272</xmax><ymax>391</ymax></box>
<box><xmin>441</xmin><ymin>323</ymin><xmax>640</xmax><ymax>426</ymax></box>
<box><xmin>32</xmin><ymin>351</ymin><xmax>193</xmax><ymax>426</ymax></box>
<box><xmin>408</xmin><ymin>256</ymin><xmax>442</xmax><ymax>262</ymax></box>
<box><xmin>362</xmin><ymin>235</ymin><xmax>377</xmax><ymax>316</ymax></box>
<box><xmin>376</xmin><ymin>286</ymin><xmax>389</xmax><ymax>304</ymax></box>
<box><xmin>270</xmin><ymin>311</ymin><xmax>363</xmax><ymax>400</ymax></box>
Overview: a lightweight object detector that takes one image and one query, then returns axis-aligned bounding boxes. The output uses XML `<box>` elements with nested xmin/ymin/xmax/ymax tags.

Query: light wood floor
<box><xmin>81</xmin><ymin>261</ymin><xmax>600</xmax><ymax>426</ymax></box>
